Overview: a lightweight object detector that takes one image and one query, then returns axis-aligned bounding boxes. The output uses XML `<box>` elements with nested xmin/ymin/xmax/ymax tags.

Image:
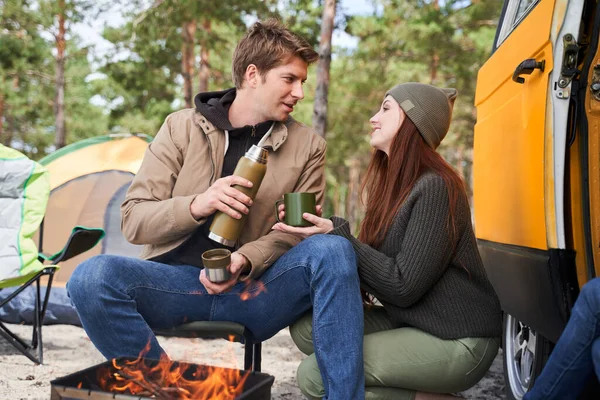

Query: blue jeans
<box><xmin>67</xmin><ymin>234</ymin><xmax>365</xmax><ymax>400</ymax></box>
<box><xmin>525</xmin><ymin>278</ymin><xmax>600</xmax><ymax>400</ymax></box>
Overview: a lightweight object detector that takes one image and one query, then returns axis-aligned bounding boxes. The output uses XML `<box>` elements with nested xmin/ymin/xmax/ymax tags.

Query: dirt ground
<box><xmin>0</xmin><ymin>323</ymin><xmax>505</xmax><ymax>399</ymax></box>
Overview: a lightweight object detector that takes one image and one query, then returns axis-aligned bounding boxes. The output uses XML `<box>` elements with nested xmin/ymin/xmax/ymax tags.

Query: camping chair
<box><xmin>154</xmin><ymin>322</ymin><xmax>263</xmax><ymax>372</ymax></box>
<box><xmin>0</xmin><ymin>145</ymin><xmax>105</xmax><ymax>364</ymax></box>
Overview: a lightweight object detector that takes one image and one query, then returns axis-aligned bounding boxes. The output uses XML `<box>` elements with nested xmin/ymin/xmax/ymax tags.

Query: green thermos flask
<box><xmin>208</xmin><ymin>144</ymin><xmax>268</xmax><ymax>247</ymax></box>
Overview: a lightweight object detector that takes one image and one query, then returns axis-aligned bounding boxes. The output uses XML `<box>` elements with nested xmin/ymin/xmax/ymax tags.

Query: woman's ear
<box><xmin>397</xmin><ymin>107</ymin><xmax>407</xmax><ymax>132</ymax></box>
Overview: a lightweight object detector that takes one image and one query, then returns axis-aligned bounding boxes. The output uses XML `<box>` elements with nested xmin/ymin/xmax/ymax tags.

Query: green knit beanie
<box><xmin>385</xmin><ymin>83</ymin><xmax>458</xmax><ymax>150</ymax></box>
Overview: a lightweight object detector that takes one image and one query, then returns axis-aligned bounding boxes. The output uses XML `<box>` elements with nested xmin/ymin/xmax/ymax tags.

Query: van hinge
<box><xmin>558</xmin><ymin>34</ymin><xmax>580</xmax><ymax>89</ymax></box>
<box><xmin>590</xmin><ymin>65</ymin><xmax>600</xmax><ymax>101</ymax></box>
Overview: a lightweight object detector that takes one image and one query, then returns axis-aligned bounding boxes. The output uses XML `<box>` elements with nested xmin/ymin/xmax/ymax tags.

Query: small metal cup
<box><xmin>201</xmin><ymin>249</ymin><xmax>232</xmax><ymax>283</ymax></box>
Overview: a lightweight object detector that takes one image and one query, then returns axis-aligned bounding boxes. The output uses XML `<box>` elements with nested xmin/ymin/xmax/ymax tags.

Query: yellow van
<box><xmin>473</xmin><ymin>0</ymin><xmax>600</xmax><ymax>398</ymax></box>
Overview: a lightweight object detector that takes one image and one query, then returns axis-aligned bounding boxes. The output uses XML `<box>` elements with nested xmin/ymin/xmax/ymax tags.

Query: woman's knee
<box><xmin>290</xmin><ymin>312</ymin><xmax>314</xmax><ymax>355</ymax></box>
<box><xmin>297</xmin><ymin>355</ymin><xmax>325</xmax><ymax>400</ymax></box>
<box><xmin>456</xmin><ymin>337</ymin><xmax>500</xmax><ymax>392</ymax></box>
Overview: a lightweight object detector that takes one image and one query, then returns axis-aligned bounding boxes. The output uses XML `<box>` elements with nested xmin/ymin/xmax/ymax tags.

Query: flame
<box><xmin>96</xmin><ymin>341</ymin><xmax>250</xmax><ymax>399</ymax></box>
<box><xmin>239</xmin><ymin>280</ymin><xmax>267</xmax><ymax>301</ymax></box>
<box><xmin>94</xmin><ymin>278</ymin><xmax>268</xmax><ymax>397</ymax></box>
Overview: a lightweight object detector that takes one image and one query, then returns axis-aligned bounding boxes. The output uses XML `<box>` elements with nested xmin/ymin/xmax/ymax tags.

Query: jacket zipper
<box><xmin>205</xmin><ymin>133</ymin><xmax>216</xmax><ymax>184</ymax></box>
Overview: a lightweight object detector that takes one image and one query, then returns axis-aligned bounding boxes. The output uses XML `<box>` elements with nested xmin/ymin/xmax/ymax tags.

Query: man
<box><xmin>67</xmin><ymin>19</ymin><xmax>365</xmax><ymax>399</ymax></box>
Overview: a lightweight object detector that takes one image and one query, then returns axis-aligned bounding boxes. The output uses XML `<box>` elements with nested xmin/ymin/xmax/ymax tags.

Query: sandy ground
<box><xmin>0</xmin><ymin>323</ymin><xmax>505</xmax><ymax>399</ymax></box>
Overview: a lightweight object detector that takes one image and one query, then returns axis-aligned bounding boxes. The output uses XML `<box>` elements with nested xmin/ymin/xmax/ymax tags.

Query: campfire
<box><xmin>51</xmin><ymin>340</ymin><xmax>274</xmax><ymax>399</ymax></box>
<box><xmin>98</xmin><ymin>354</ymin><xmax>249</xmax><ymax>398</ymax></box>
<box><xmin>50</xmin><ymin>356</ymin><xmax>274</xmax><ymax>399</ymax></box>
<box><xmin>51</xmin><ymin>281</ymin><xmax>273</xmax><ymax>399</ymax></box>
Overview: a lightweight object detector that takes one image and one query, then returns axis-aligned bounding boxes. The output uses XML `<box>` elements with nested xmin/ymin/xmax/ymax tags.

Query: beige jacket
<box><xmin>121</xmin><ymin>108</ymin><xmax>327</xmax><ymax>279</ymax></box>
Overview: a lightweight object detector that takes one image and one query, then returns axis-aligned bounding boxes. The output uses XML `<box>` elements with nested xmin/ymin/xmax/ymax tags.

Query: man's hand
<box><xmin>190</xmin><ymin>176</ymin><xmax>254</xmax><ymax>220</ymax></box>
<box><xmin>199</xmin><ymin>252</ymin><xmax>249</xmax><ymax>294</ymax></box>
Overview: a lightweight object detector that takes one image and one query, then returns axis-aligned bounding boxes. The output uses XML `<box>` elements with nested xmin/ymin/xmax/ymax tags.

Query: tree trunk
<box><xmin>2</xmin><ymin>77</ymin><xmax>19</xmax><ymax>146</ymax></box>
<box><xmin>198</xmin><ymin>19</ymin><xmax>211</xmax><ymax>93</ymax></box>
<box><xmin>54</xmin><ymin>0</ymin><xmax>67</xmax><ymax>149</ymax></box>
<box><xmin>455</xmin><ymin>144</ymin><xmax>464</xmax><ymax>178</ymax></box>
<box><xmin>465</xmin><ymin>147</ymin><xmax>474</xmax><ymax>200</ymax></box>
<box><xmin>181</xmin><ymin>20</ymin><xmax>197</xmax><ymax>108</ymax></box>
<box><xmin>346</xmin><ymin>158</ymin><xmax>361</xmax><ymax>230</ymax></box>
<box><xmin>7</xmin><ymin>111</ymin><xmax>16</xmax><ymax>147</ymax></box>
<box><xmin>332</xmin><ymin>181</ymin><xmax>340</xmax><ymax>216</ymax></box>
<box><xmin>430</xmin><ymin>0</ymin><xmax>440</xmax><ymax>84</ymax></box>
<box><xmin>312</xmin><ymin>0</ymin><xmax>336</xmax><ymax>138</ymax></box>
<box><xmin>0</xmin><ymin>91</ymin><xmax>4</xmax><ymax>145</ymax></box>
<box><xmin>430</xmin><ymin>50</ymin><xmax>439</xmax><ymax>84</ymax></box>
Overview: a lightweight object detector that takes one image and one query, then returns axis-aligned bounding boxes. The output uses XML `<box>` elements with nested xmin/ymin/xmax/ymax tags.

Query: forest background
<box><xmin>1</xmin><ymin>0</ymin><xmax>503</xmax><ymax>229</ymax></box>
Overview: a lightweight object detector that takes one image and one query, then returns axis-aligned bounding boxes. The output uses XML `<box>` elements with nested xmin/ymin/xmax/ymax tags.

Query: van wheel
<box><xmin>503</xmin><ymin>313</ymin><xmax>552</xmax><ymax>400</ymax></box>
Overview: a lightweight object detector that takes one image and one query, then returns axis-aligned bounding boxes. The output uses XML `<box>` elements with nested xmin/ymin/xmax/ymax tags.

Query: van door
<box><xmin>576</xmin><ymin>1</ymin><xmax>600</xmax><ymax>283</ymax></box>
<box><xmin>473</xmin><ymin>0</ymin><xmax>585</xmax><ymax>398</ymax></box>
<box><xmin>474</xmin><ymin>0</ymin><xmax>581</xmax><ymax>253</ymax></box>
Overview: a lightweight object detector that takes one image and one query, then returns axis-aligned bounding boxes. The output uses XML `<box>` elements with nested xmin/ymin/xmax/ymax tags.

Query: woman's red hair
<box><xmin>358</xmin><ymin>116</ymin><xmax>466</xmax><ymax>249</ymax></box>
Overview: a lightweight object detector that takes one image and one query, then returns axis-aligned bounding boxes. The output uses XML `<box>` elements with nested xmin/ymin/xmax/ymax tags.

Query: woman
<box><xmin>273</xmin><ymin>83</ymin><xmax>502</xmax><ymax>400</ymax></box>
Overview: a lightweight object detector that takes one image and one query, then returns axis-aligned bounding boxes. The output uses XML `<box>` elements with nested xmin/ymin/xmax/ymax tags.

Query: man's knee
<box><xmin>304</xmin><ymin>235</ymin><xmax>357</xmax><ymax>277</ymax></box>
<box><xmin>297</xmin><ymin>355</ymin><xmax>325</xmax><ymax>400</ymax></box>
<box><xmin>290</xmin><ymin>312</ymin><xmax>314</xmax><ymax>355</ymax></box>
<box><xmin>67</xmin><ymin>255</ymin><xmax>122</xmax><ymax>301</ymax></box>
<box><xmin>305</xmin><ymin>234</ymin><xmax>354</xmax><ymax>256</ymax></box>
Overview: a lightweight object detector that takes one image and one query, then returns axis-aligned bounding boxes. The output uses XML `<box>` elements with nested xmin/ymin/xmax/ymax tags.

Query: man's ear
<box><xmin>244</xmin><ymin>64</ymin><xmax>259</xmax><ymax>88</ymax></box>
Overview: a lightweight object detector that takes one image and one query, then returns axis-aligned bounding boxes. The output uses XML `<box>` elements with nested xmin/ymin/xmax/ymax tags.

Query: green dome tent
<box><xmin>37</xmin><ymin>134</ymin><xmax>151</xmax><ymax>288</ymax></box>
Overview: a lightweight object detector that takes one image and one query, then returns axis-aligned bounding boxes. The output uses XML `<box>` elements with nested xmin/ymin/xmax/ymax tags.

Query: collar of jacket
<box><xmin>193</xmin><ymin>111</ymin><xmax>288</xmax><ymax>151</ymax></box>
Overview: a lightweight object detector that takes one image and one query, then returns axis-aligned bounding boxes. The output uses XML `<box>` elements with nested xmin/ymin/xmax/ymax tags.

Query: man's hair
<box><xmin>232</xmin><ymin>19</ymin><xmax>319</xmax><ymax>89</ymax></box>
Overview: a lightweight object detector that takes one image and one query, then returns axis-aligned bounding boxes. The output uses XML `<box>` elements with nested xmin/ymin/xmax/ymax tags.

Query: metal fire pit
<box><xmin>50</xmin><ymin>357</ymin><xmax>275</xmax><ymax>400</ymax></box>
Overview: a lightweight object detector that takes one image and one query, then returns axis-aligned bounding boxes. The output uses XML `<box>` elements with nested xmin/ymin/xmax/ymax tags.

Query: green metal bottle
<box><xmin>208</xmin><ymin>145</ymin><xmax>268</xmax><ymax>247</ymax></box>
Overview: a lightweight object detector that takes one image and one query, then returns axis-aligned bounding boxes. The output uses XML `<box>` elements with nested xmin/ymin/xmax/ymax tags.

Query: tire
<box><xmin>502</xmin><ymin>312</ymin><xmax>553</xmax><ymax>400</ymax></box>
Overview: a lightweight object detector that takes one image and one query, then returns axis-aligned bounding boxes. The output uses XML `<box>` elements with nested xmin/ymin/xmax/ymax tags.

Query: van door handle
<box><xmin>512</xmin><ymin>59</ymin><xmax>545</xmax><ymax>84</ymax></box>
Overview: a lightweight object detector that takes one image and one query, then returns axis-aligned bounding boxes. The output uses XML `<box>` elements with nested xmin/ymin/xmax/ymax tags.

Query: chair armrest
<box><xmin>45</xmin><ymin>226</ymin><xmax>105</xmax><ymax>264</ymax></box>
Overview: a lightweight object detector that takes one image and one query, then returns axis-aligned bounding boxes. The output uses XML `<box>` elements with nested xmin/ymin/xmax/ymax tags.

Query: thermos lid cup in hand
<box><xmin>202</xmin><ymin>249</ymin><xmax>232</xmax><ymax>283</ymax></box>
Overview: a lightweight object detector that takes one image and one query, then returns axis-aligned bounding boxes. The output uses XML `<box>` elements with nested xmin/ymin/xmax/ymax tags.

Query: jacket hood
<box><xmin>194</xmin><ymin>87</ymin><xmax>273</xmax><ymax>138</ymax></box>
<box><xmin>194</xmin><ymin>88</ymin><xmax>237</xmax><ymax>131</ymax></box>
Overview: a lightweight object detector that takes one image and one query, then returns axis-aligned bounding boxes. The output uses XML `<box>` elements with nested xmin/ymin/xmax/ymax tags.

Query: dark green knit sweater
<box><xmin>329</xmin><ymin>173</ymin><xmax>502</xmax><ymax>339</ymax></box>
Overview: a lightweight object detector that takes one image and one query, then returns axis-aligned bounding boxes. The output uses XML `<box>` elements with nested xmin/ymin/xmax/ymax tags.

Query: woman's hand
<box><xmin>272</xmin><ymin>205</ymin><xmax>334</xmax><ymax>239</ymax></box>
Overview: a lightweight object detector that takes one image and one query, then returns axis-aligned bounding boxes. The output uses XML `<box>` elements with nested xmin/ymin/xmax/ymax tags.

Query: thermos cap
<box><xmin>245</xmin><ymin>145</ymin><xmax>268</xmax><ymax>164</ymax></box>
<box><xmin>201</xmin><ymin>248</ymin><xmax>231</xmax><ymax>269</ymax></box>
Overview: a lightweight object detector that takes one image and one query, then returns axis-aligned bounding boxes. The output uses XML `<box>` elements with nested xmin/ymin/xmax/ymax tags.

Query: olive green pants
<box><xmin>290</xmin><ymin>307</ymin><xmax>500</xmax><ymax>400</ymax></box>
